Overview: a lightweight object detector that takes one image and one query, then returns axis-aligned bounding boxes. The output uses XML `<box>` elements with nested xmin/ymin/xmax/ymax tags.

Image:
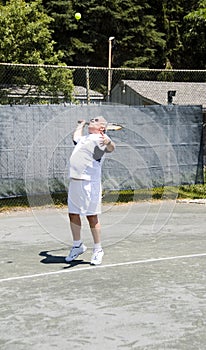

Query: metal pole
<box><xmin>86</xmin><ymin>66</ymin><xmax>90</xmax><ymax>104</ymax></box>
<box><xmin>107</xmin><ymin>36</ymin><xmax>115</xmax><ymax>102</ymax></box>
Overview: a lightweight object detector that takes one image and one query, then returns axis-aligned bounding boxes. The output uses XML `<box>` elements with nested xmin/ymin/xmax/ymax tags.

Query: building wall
<box><xmin>111</xmin><ymin>84</ymin><xmax>145</xmax><ymax>105</ymax></box>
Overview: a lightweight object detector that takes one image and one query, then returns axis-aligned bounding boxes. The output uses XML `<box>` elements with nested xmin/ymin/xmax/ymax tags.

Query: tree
<box><xmin>114</xmin><ymin>0</ymin><xmax>165</xmax><ymax>68</ymax></box>
<box><xmin>182</xmin><ymin>0</ymin><xmax>206</xmax><ymax>69</ymax></box>
<box><xmin>148</xmin><ymin>0</ymin><xmax>200</xmax><ymax>68</ymax></box>
<box><xmin>0</xmin><ymin>0</ymin><xmax>74</xmax><ymax>102</ymax></box>
<box><xmin>0</xmin><ymin>0</ymin><xmax>62</xmax><ymax>64</ymax></box>
<box><xmin>157</xmin><ymin>0</ymin><xmax>185</xmax><ymax>68</ymax></box>
<box><xmin>42</xmin><ymin>0</ymin><xmax>165</xmax><ymax>68</ymax></box>
<box><xmin>76</xmin><ymin>0</ymin><xmax>166</xmax><ymax>68</ymax></box>
<box><xmin>42</xmin><ymin>0</ymin><xmax>94</xmax><ymax>65</ymax></box>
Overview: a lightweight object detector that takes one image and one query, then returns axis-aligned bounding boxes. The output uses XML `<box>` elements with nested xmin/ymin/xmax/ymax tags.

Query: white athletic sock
<box><xmin>94</xmin><ymin>243</ymin><xmax>102</xmax><ymax>251</ymax></box>
<box><xmin>73</xmin><ymin>240</ymin><xmax>82</xmax><ymax>247</ymax></box>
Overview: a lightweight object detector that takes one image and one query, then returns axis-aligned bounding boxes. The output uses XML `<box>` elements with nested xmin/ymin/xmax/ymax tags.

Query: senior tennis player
<box><xmin>65</xmin><ymin>116</ymin><xmax>115</xmax><ymax>265</ymax></box>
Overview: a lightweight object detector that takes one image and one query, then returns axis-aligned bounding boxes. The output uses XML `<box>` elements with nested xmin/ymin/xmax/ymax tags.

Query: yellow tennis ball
<box><xmin>75</xmin><ymin>12</ymin><xmax>81</xmax><ymax>21</ymax></box>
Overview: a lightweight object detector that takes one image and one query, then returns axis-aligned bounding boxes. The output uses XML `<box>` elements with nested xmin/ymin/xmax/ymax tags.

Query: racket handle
<box><xmin>78</xmin><ymin>120</ymin><xmax>89</xmax><ymax>125</ymax></box>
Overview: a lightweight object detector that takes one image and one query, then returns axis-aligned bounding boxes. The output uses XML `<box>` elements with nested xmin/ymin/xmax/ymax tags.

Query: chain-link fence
<box><xmin>1</xmin><ymin>63</ymin><xmax>206</xmax><ymax>105</ymax></box>
<box><xmin>0</xmin><ymin>63</ymin><xmax>205</xmax><ymax>209</ymax></box>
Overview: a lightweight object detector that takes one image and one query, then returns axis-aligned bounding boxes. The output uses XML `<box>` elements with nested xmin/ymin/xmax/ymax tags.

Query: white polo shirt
<box><xmin>69</xmin><ymin>134</ymin><xmax>109</xmax><ymax>181</ymax></box>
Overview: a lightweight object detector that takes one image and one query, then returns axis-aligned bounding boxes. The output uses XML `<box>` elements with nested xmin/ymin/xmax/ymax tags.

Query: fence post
<box><xmin>107</xmin><ymin>36</ymin><xmax>115</xmax><ymax>102</ymax></box>
<box><xmin>86</xmin><ymin>66</ymin><xmax>90</xmax><ymax>104</ymax></box>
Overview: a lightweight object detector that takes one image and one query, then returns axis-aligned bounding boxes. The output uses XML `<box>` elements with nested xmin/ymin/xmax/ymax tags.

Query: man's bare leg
<box><xmin>65</xmin><ymin>213</ymin><xmax>87</xmax><ymax>263</ymax></box>
<box><xmin>86</xmin><ymin>214</ymin><xmax>101</xmax><ymax>244</ymax></box>
<box><xmin>87</xmin><ymin>214</ymin><xmax>104</xmax><ymax>265</ymax></box>
<box><xmin>69</xmin><ymin>213</ymin><xmax>81</xmax><ymax>241</ymax></box>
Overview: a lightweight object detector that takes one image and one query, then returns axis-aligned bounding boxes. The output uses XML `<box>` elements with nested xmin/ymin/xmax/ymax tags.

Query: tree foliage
<box><xmin>0</xmin><ymin>0</ymin><xmax>74</xmax><ymax>100</ymax></box>
<box><xmin>0</xmin><ymin>0</ymin><xmax>206</xmax><ymax>69</ymax></box>
<box><xmin>182</xmin><ymin>0</ymin><xmax>206</xmax><ymax>68</ymax></box>
<box><xmin>42</xmin><ymin>0</ymin><xmax>166</xmax><ymax>68</ymax></box>
<box><xmin>41</xmin><ymin>0</ymin><xmax>206</xmax><ymax>69</ymax></box>
<box><xmin>0</xmin><ymin>0</ymin><xmax>62</xmax><ymax>64</ymax></box>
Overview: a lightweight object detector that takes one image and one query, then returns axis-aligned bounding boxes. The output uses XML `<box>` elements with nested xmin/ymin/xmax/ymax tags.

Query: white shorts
<box><xmin>68</xmin><ymin>179</ymin><xmax>102</xmax><ymax>215</ymax></box>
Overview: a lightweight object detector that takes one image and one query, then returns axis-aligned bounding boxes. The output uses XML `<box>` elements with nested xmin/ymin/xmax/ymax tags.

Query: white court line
<box><xmin>1</xmin><ymin>252</ymin><xmax>206</xmax><ymax>283</ymax></box>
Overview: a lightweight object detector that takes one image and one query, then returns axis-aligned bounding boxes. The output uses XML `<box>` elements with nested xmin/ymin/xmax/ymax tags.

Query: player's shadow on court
<box><xmin>39</xmin><ymin>250</ymin><xmax>90</xmax><ymax>268</ymax></box>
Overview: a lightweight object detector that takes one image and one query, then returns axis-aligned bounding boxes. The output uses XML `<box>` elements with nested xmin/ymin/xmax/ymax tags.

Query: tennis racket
<box><xmin>106</xmin><ymin>123</ymin><xmax>123</xmax><ymax>131</ymax></box>
<box><xmin>78</xmin><ymin>121</ymin><xmax>123</xmax><ymax>131</ymax></box>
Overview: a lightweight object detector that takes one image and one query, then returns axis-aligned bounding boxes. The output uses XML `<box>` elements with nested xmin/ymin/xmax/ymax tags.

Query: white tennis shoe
<box><xmin>65</xmin><ymin>243</ymin><xmax>87</xmax><ymax>262</ymax></box>
<box><xmin>90</xmin><ymin>249</ymin><xmax>104</xmax><ymax>265</ymax></box>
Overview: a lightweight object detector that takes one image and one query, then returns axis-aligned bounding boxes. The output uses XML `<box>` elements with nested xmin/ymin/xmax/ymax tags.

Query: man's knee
<box><xmin>87</xmin><ymin>215</ymin><xmax>98</xmax><ymax>226</ymax></box>
<box><xmin>69</xmin><ymin>213</ymin><xmax>80</xmax><ymax>222</ymax></box>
